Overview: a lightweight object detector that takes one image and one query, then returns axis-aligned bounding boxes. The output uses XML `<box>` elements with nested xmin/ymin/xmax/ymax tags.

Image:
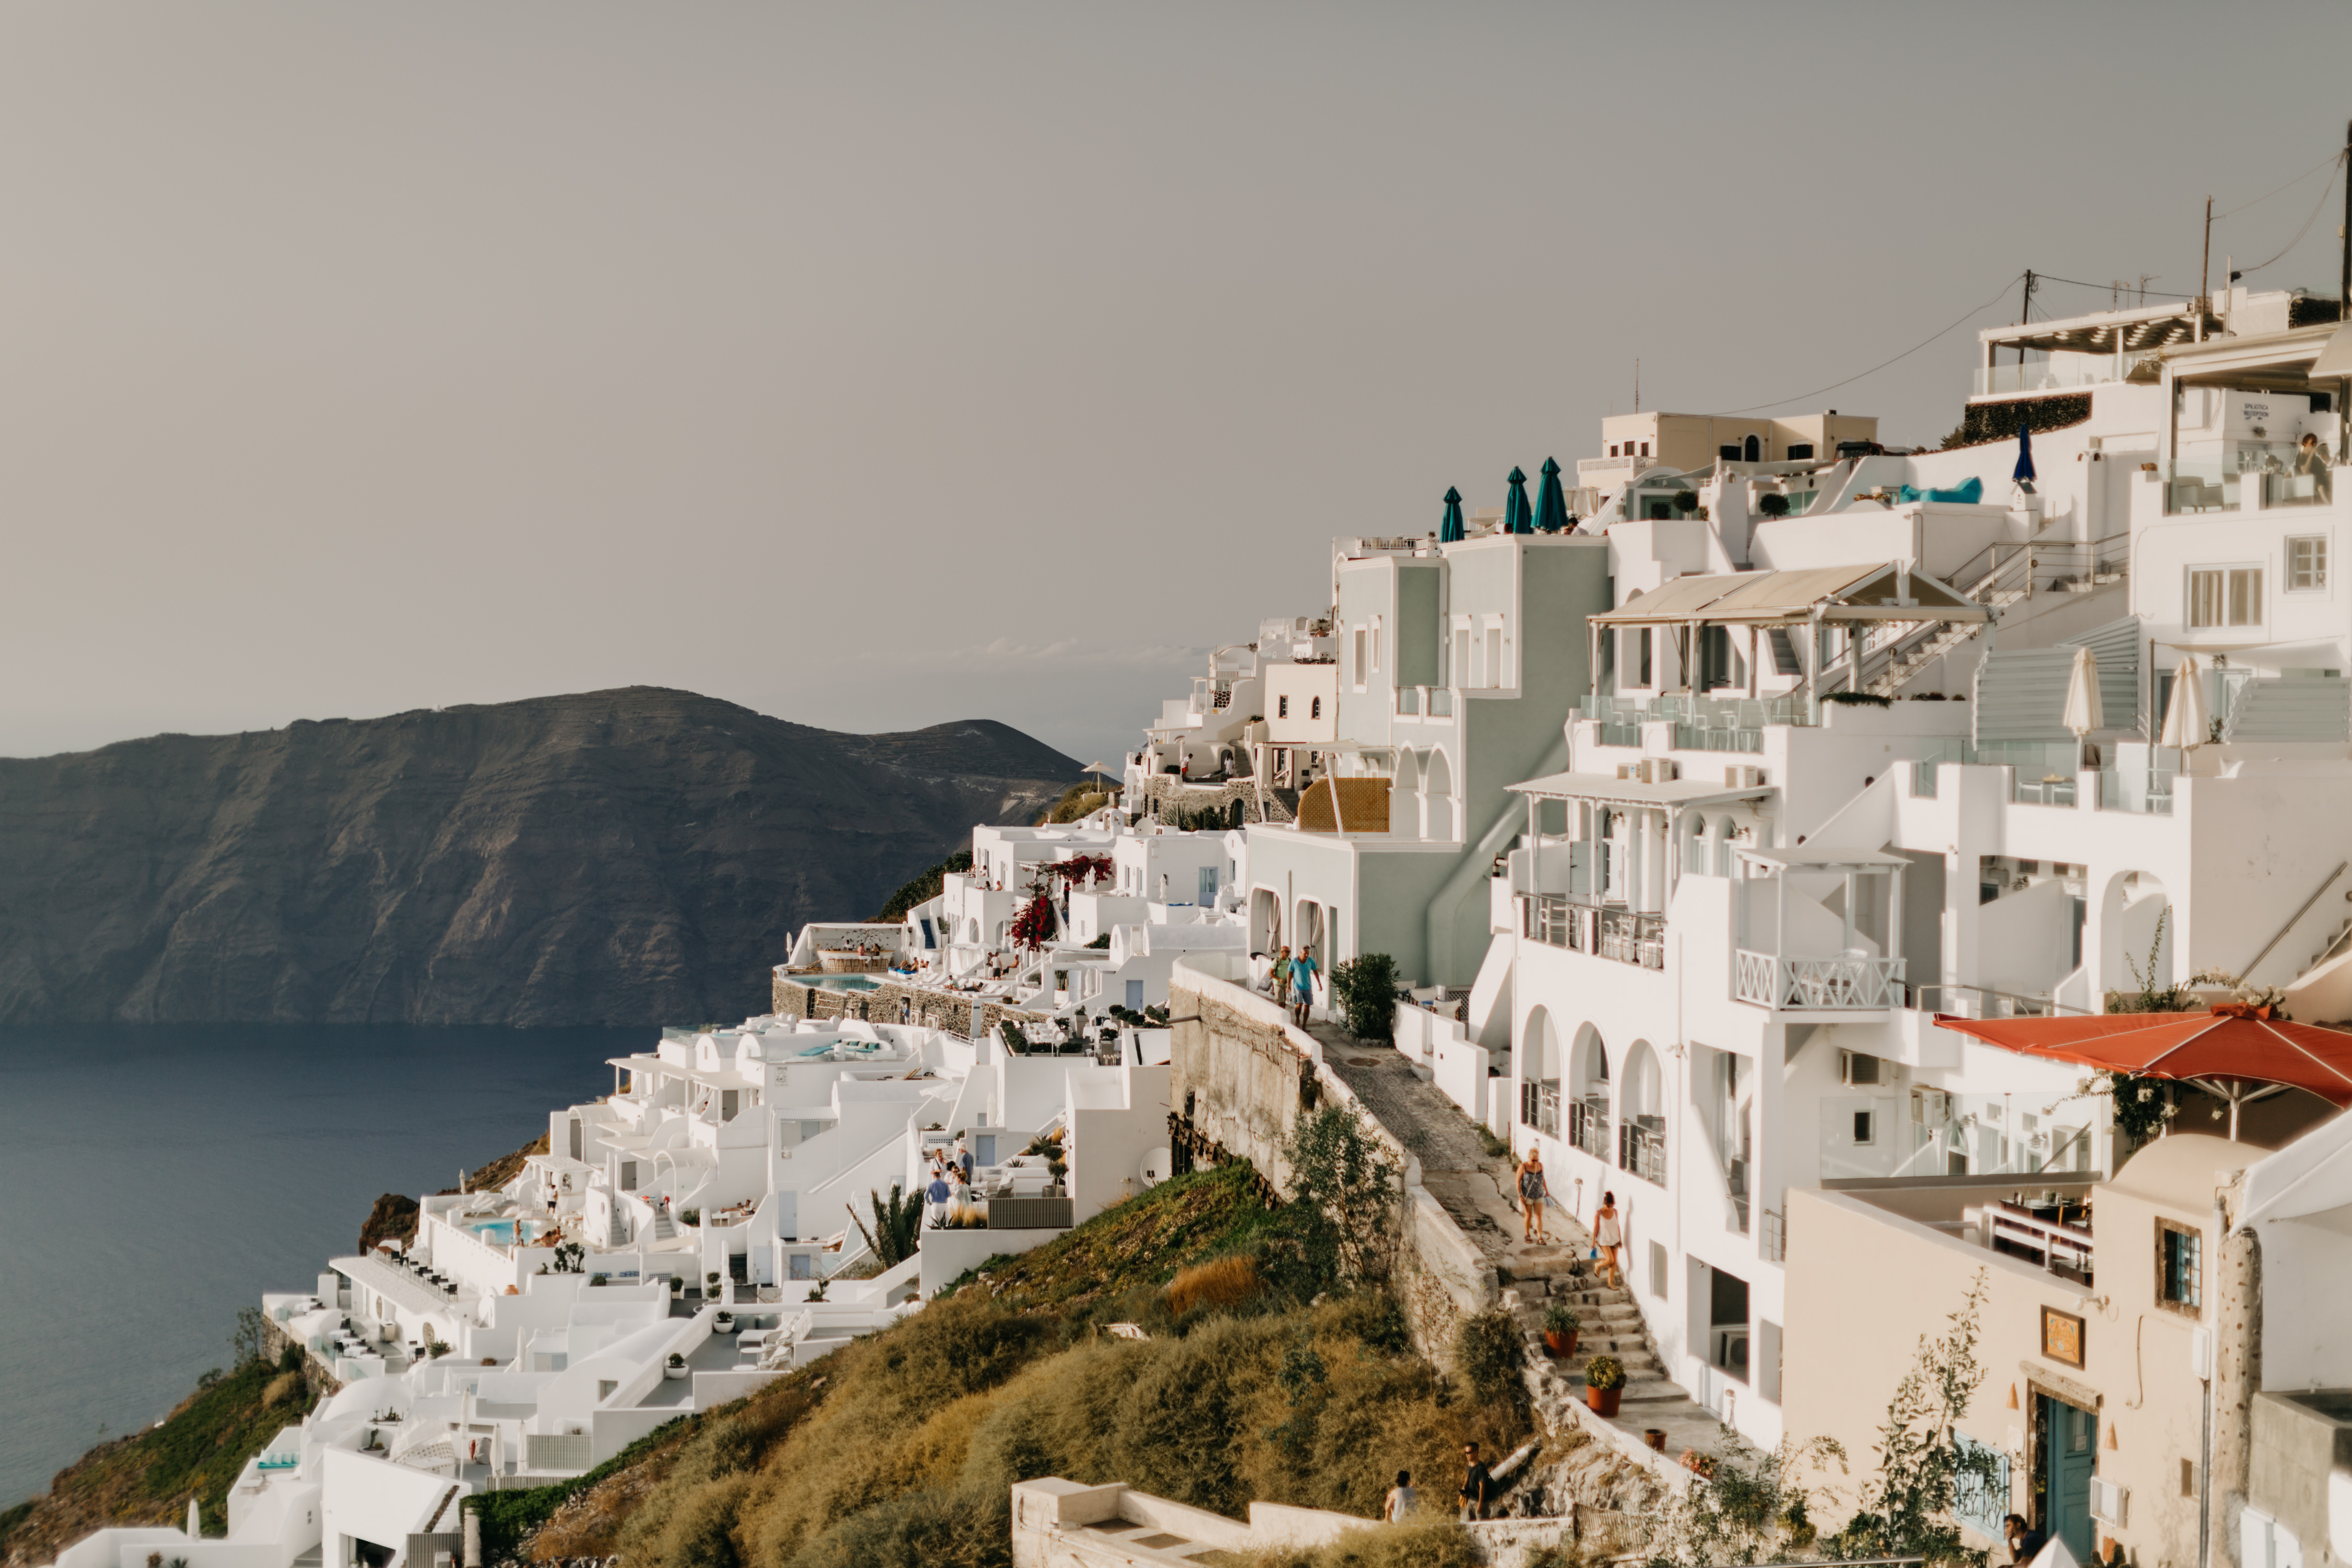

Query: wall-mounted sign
<box><xmin>2042</xmin><ymin>1306</ymin><xmax>2086</xmax><ymax>1369</ymax></box>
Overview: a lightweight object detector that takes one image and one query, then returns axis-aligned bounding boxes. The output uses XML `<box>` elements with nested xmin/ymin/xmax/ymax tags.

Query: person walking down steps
<box><xmin>1592</xmin><ymin>1190</ymin><xmax>1624</xmax><ymax>1289</ymax></box>
<box><xmin>1516</xmin><ymin>1153</ymin><xmax>1550</xmax><ymax>1244</ymax></box>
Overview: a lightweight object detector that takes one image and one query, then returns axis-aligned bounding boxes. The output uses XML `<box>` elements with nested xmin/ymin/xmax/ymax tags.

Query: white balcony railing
<box><xmin>1735</xmin><ymin>950</ymin><xmax>1905</xmax><ymax>1010</ymax></box>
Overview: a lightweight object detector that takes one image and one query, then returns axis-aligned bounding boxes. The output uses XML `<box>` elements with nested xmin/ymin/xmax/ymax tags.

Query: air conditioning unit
<box><xmin>1912</xmin><ymin>1088</ymin><xmax>1950</xmax><ymax>1125</ymax></box>
<box><xmin>1725</xmin><ymin>765</ymin><xmax>1767</xmax><ymax>788</ymax></box>
<box><xmin>1840</xmin><ymin>1050</ymin><xmax>1883</xmax><ymax>1087</ymax></box>
<box><xmin>2090</xmin><ymin>1475</ymin><xmax>2129</xmax><ymax>1527</ymax></box>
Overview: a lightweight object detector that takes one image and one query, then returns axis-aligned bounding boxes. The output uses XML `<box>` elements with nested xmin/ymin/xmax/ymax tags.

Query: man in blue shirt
<box><xmin>925</xmin><ymin>1170</ymin><xmax>953</xmax><ymax>1228</ymax></box>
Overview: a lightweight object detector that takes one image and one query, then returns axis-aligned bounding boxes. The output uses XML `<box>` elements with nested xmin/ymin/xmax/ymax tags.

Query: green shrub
<box><xmin>1328</xmin><ymin>953</ymin><xmax>1401</xmax><ymax>1042</ymax></box>
<box><xmin>1584</xmin><ymin>1354</ymin><xmax>1625</xmax><ymax>1390</ymax></box>
<box><xmin>1541</xmin><ymin>1300</ymin><xmax>1579</xmax><ymax>1335</ymax></box>
<box><xmin>1824</xmin><ymin>690</ymin><xmax>1893</xmax><ymax>707</ymax></box>
<box><xmin>1451</xmin><ymin>1308</ymin><xmax>1525</xmax><ymax>1410</ymax></box>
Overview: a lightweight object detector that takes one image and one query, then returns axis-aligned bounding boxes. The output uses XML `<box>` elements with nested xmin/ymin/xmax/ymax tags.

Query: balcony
<box><xmin>2165</xmin><ymin>451</ymin><xmax>2346</xmax><ymax>515</ymax></box>
<box><xmin>1393</xmin><ymin>686</ymin><xmax>1456</xmax><ymax>719</ymax></box>
<box><xmin>1619</xmin><ymin>1118</ymin><xmax>1667</xmax><ymax>1187</ymax></box>
<box><xmin>1528</xmin><ymin>894</ymin><xmax>1665</xmax><ymax>971</ymax></box>
<box><xmin>1735</xmin><ymin>950</ymin><xmax>1905</xmax><ymax>1010</ymax></box>
<box><xmin>1569</xmin><ymin>1096</ymin><xmax>1610</xmax><ymax>1161</ymax></box>
<box><xmin>1521</xmin><ymin>1080</ymin><xmax>1560</xmax><ymax>1138</ymax></box>
<box><xmin>1976</xmin><ymin>1198</ymin><xmax>2094</xmax><ymax>1285</ymax></box>
<box><xmin>1971</xmin><ymin>360</ymin><xmax>2118</xmax><ymax>398</ymax></box>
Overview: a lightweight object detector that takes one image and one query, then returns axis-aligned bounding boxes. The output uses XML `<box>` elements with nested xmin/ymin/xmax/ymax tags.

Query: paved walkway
<box><xmin>1307</xmin><ymin>1017</ymin><xmax>1741</xmax><ymax>1468</ymax></box>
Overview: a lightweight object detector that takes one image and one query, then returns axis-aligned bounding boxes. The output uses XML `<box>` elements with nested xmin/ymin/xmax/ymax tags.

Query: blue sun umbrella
<box><xmin>2014</xmin><ymin>412</ymin><xmax>2037</xmax><ymax>483</ymax></box>
<box><xmin>1534</xmin><ymin>457</ymin><xmax>1570</xmax><ymax>533</ymax></box>
<box><xmin>1505</xmin><ymin>466</ymin><xmax>1534</xmax><ymax>534</ymax></box>
<box><xmin>1439</xmin><ymin>486</ymin><xmax>1465</xmax><ymax>543</ymax></box>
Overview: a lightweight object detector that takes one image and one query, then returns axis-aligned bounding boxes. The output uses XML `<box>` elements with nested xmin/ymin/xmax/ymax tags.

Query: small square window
<box><xmin>2289</xmin><ymin>536</ymin><xmax>2328</xmax><ymax>591</ymax></box>
<box><xmin>1852</xmin><ymin>1110</ymin><xmax>1876</xmax><ymax>1145</ymax></box>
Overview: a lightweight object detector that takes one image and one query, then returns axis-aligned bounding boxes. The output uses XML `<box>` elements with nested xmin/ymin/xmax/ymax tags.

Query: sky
<box><xmin>5</xmin><ymin>2</ymin><xmax>2352</xmax><ymax>768</ymax></box>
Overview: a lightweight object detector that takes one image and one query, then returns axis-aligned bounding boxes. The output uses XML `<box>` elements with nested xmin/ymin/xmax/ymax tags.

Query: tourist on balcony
<box><xmin>924</xmin><ymin>1169</ymin><xmax>953</xmax><ymax>1229</ymax></box>
<box><xmin>2296</xmin><ymin>433</ymin><xmax>2333</xmax><ymax>501</ymax></box>
<box><xmin>1593</xmin><ymin>1191</ymin><xmax>1623</xmax><ymax>1289</ymax></box>
<box><xmin>1517</xmin><ymin>1154</ymin><xmax>1550</xmax><ymax>1244</ymax></box>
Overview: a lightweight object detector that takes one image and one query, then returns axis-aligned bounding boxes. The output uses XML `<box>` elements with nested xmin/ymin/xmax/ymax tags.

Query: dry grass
<box><xmin>261</xmin><ymin>1373</ymin><xmax>303</xmax><ymax>1408</ymax></box>
<box><xmin>1165</xmin><ymin>1254</ymin><xmax>1260</xmax><ymax>1318</ymax></box>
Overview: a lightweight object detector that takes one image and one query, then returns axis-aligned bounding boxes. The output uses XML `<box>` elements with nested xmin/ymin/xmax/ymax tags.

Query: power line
<box><xmin>2238</xmin><ymin>155</ymin><xmax>2345</xmax><ymax>277</ymax></box>
<box><xmin>1716</xmin><ymin>275</ymin><xmax>2025</xmax><ymax>415</ymax></box>
<box><xmin>2032</xmin><ymin>273</ymin><xmax>2196</xmax><ymax>301</ymax></box>
<box><xmin>2215</xmin><ymin>150</ymin><xmax>2344</xmax><ymax>221</ymax></box>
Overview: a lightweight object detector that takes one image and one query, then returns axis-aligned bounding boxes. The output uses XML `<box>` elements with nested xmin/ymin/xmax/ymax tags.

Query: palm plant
<box><xmin>851</xmin><ymin>1183</ymin><xmax>924</xmax><ymax>1266</ymax></box>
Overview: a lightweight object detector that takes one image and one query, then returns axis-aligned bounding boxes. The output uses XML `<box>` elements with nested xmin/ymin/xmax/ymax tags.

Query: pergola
<box><xmin>1587</xmin><ymin>561</ymin><xmax>1991</xmax><ymax>719</ymax></box>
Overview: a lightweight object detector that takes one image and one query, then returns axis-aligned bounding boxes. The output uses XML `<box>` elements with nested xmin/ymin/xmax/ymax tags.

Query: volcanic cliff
<box><xmin>0</xmin><ymin>687</ymin><xmax>1079</xmax><ymax>1026</ymax></box>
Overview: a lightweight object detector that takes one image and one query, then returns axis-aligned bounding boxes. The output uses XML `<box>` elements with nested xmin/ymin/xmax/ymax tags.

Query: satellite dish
<box><xmin>1138</xmin><ymin>1148</ymin><xmax>1173</xmax><ymax>1188</ymax></box>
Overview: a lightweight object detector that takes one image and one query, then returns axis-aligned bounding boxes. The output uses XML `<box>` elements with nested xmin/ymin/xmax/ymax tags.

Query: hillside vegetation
<box><xmin>0</xmin><ymin>1355</ymin><xmax>320</xmax><ymax>1568</ymax></box>
<box><xmin>483</xmin><ymin>1161</ymin><xmax>1537</xmax><ymax>1568</ymax></box>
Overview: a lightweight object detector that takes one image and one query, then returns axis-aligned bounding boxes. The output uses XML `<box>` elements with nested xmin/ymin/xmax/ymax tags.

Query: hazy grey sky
<box><xmin>6</xmin><ymin>2</ymin><xmax>2351</xmax><ymax>766</ymax></box>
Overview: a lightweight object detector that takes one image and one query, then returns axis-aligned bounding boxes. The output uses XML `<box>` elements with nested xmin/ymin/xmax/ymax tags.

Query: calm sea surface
<box><xmin>0</xmin><ymin>1024</ymin><xmax>633</xmax><ymax>1508</ymax></box>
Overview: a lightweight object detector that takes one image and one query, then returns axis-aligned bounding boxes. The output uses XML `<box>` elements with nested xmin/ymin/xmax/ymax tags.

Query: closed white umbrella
<box><xmin>2159</xmin><ymin>656</ymin><xmax>2210</xmax><ymax>750</ymax></box>
<box><xmin>187</xmin><ymin>1498</ymin><xmax>202</xmax><ymax>1538</ymax></box>
<box><xmin>2062</xmin><ymin>644</ymin><xmax>2104</xmax><ymax>736</ymax></box>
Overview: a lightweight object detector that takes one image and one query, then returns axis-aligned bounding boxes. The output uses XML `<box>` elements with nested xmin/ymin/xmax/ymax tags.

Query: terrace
<box><xmin>1732</xmin><ymin>847</ymin><xmax>1908</xmax><ymax>1016</ymax></box>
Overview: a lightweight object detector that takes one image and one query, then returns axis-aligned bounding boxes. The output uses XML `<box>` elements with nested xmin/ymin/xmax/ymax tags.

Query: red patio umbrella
<box><xmin>1932</xmin><ymin>1004</ymin><xmax>2352</xmax><ymax>1139</ymax></box>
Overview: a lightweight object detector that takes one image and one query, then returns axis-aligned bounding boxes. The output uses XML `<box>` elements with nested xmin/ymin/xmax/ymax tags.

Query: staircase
<box><xmin>651</xmin><ymin>1204</ymin><xmax>678</xmax><ymax>1242</ymax></box>
<box><xmin>1863</xmin><ymin>582</ymin><xmax>2028</xmax><ymax>697</ymax></box>
<box><xmin>1503</xmin><ymin>1256</ymin><xmax>1669</xmax><ymax>1396</ymax></box>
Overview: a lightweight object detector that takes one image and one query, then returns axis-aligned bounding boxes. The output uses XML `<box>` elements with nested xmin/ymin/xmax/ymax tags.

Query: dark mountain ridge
<box><xmin>0</xmin><ymin>687</ymin><xmax>1080</xmax><ymax>1026</ymax></box>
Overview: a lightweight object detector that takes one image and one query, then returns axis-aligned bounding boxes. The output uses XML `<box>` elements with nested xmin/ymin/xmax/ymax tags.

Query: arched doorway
<box><xmin>1295</xmin><ymin>900</ymin><xmax>1325</xmax><ymax>966</ymax></box>
<box><xmin>1571</xmin><ymin>1024</ymin><xmax>1610</xmax><ymax>1159</ymax></box>
<box><xmin>1621</xmin><ymin>1040</ymin><xmax>1666</xmax><ymax>1185</ymax></box>
<box><xmin>1424</xmin><ymin>747</ymin><xmax>1456</xmax><ymax>839</ymax></box>
<box><xmin>1391</xmin><ymin>747</ymin><xmax>1422</xmax><ymax>837</ymax></box>
<box><xmin>1251</xmin><ymin>887</ymin><xmax>1281</xmax><ymax>954</ymax></box>
<box><xmin>1521</xmin><ymin>1006</ymin><xmax>1563</xmax><ymax>1138</ymax></box>
<box><xmin>1743</xmin><ymin>433</ymin><xmax>1761</xmax><ymax>462</ymax></box>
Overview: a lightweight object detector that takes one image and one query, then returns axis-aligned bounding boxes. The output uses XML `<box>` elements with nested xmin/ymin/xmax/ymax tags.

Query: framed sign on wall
<box><xmin>2041</xmin><ymin>1306</ymin><xmax>2086</xmax><ymax>1369</ymax></box>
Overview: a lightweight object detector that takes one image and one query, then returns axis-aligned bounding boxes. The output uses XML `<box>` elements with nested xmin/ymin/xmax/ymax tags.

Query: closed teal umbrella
<box><xmin>1505</xmin><ymin>466</ymin><xmax>1533</xmax><ymax>534</ymax></box>
<box><xmin>1439</xmin><ymin>486</ymin><xmax>1465</xmax><ymax>543</ymax></box>
<box><xmin>1534</xmin><ymin>457</ymin><xmax>1570</xmax><ymax>533</ymax></box>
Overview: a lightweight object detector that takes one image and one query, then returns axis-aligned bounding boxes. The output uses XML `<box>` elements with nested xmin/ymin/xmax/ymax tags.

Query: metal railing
<box><xmin>1570</xmin><ymin>1096</ymin><xmax>1610</xmax><ymax>1161</ymax></box>
<box><xmin>1761</xmin><ymin>1208</ymin><xmax>1786</xmax><ymax>1263</ymax></box>
<box><xmin>1735</xmin><ymin>950</ymin><xmax>1905</xmax><ymax>1009</ymax></box>
<box><xmin>1521</xmin><ymin>1080</ymin><xmax>1560</xmax><ymax>1138</ymax></box>
<box><xmin>1619</xmin><ymin>1120</ymin><xmax>1667</xmax><ymax>1187</ymax></box>
<box><xmin>1529</xmin><ymin>895</ymin><xmax>1666</xmax><ymax>971</ymax></box>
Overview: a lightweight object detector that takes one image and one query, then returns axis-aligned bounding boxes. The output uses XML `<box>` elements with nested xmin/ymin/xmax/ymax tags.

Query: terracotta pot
<box><xmin>1586</xmin><ymin>1383</ymin><xmax>1623</xmax><ymax>1418</ymax></box>
<box><xmin>1543</xmin><ymin>1330</ymin><xmax>1579</xmax><ymax>1358</ymax></box>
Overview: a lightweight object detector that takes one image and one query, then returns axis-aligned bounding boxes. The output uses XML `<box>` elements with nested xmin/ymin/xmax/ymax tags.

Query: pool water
<box><xmin>467</xmin><ymin>1218</ymin><xmax>545</xmax><ymax>1247</ymax></box>
<box><xmin>804</xmin><ymin>975</ymin><xmax>880</xmax><ymax>991</ymax></box>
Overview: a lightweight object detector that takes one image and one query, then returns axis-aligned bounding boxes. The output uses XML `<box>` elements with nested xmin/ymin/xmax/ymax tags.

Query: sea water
<box><xmin>0</xmin><ymin>1024</ymin><xmax>631</xmax><ymax>1508</ymax></box>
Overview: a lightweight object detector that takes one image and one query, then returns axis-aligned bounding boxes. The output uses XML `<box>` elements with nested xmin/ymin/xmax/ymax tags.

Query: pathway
<box><xmin>1308</xmin><ymin>1018</ymin><xmax>1740</xmax><ymax>1468</ymax></box>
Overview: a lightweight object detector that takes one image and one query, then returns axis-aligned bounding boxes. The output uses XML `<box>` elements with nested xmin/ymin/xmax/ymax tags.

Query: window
<box><xmin>1720</xmin><ymin>444</ymin><xmax>1741</xmax><ymax>461</ymax></box>
<box><xmin>789</xmin><ymin>1253</ymin><xmax>813</xmax><ymax>1281</ymax></box>
<box><xmin>1852</xmin><ymin>1110</ymin><xmax>1876</xmax><ymax>1145</ymax></box>
<box><xmin>2289</xmin><ymin>536</ymin><xmax>2328</xmax><ymax>590</ymax></box>
<box><xmin>1744</xmin><ymin>435</ymin><xmax>1760</xmax><ymax>462</ymax></box>
<box><xmin>1786</xmin><ymin>443</ymin><xmax>1814</xmax><ymax>460</ymax></box>
<box><xmin>1609</xmin><ymin>443</ymin><xmax>1619</xmax><ymax>457</ymax></box>
<box><xmin>1638</xmin><ymin>628</ymin><xmax>1653</xmax><ymax>686</ymax></box>
<box><xmin>2159</xmin><ymin>1220</ymin><xmax>2203</xmax><ymax>1312</ymax></box>
<box><xmin>1352</xmin><ymin>628</ymin><xmax>1367</xmax><ymax>683</ymax></box>
<box><xmin>2188</xmin><ymin>567</ymin><xmax>2263</xmax><ymax>627</ymax></box>
<box><xmin>1639</xmin><ymin>441</ymin><xmax>1650</xmax><ymax>456</ymax></box>
<box><xmin>1370</xmin><ymin>620</ymin><xmax>1381</xmax><ymax>673</ymax></box>
<box><xmin>597</xmin><ymin>1380</ymin><xmax>618</xmax><ymax>1401</ymax></box>
<box><xmin>1277</xmin><ymin>695</ymin><xmax>1289</xmax><ymax>719</ymax></box>
<box><xmin>1309</xmin><ymin>696</ymin><xmax>1321</xmax><ymax>720</ymax></box>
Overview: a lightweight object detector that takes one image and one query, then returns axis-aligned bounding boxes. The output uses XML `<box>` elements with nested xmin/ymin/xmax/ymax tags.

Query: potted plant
<box><xmin>668</xmin><ymin>1275</ymin><xmax>683</xmax><ymax>1298</ymax></box>
<box><xmin>1542</xmin><ymin>1301</ymin><xmax>1579</xmax><ymax>1359</ymax></box>
<box><xmin>704</xmin><ymin>1271</ymin><xmax>721</xmax><ymax>1301</ymax></box>
<box><xmin>664</xmin><ymin>1353</ymin><xmax>688</xmax><ymax>1381</ymax></box>
<box><xmin>1585</xmin><ymin>1354</ymin><xmax>1626</xmax><ymax>1417</ymax></box>
<box><xmin>713</xmin><ymin>1303</ymin><xmax>736</xmax><ymax>1333</ymax></box>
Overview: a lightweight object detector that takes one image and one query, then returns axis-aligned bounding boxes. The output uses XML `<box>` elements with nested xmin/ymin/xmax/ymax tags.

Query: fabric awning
<box><xmin>1589</xmin><ymin>563</ymin><xmax>1986</xmax><ymax>627</ymax></box>
<box><xmin>1932</xmin><ymin>1007</ymin><xmax>2352</xmax><ymax>1134</ymax></box>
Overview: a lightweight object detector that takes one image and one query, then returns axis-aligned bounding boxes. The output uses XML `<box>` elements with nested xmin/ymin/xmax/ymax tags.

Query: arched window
<box><xmin>1570</xmin><ymin>1025</ymin><xmax>1610</xmax><ymax>1159</ymax></box>
<box><xmin>1743</xmin><ymin>434</ymin><xmax>1761</xmax><ymax>462</ymax></box>
<box><xmin>1310</xmin><ymin>696</ymin><xmax>1321</xmax><ymax>720</ymax></box>
<box><xmin>1521</xmin><ymin>1007</ymin><xmax>1563</xmax><ymax>1137</ymax></box>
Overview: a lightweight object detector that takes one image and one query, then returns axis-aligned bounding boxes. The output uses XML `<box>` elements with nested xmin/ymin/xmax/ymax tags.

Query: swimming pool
<box><xmin>467</xmin><ymin>1219</ymin><xmax>542</xmax><ymax>1247</ymax></box>
<box><xmin>801</xmin><ymin>975</ymin><xmax>881</xmax><ymax>992</ymax></box>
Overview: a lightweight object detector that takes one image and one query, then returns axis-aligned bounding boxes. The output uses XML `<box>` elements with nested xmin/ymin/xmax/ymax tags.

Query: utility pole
<box><xmin>2201</xmin><ymin>197</ymin><xmax>2214</xmax><ymax>315</ymax></box>
<box><xmin>2340</xmin><ymin>120</ymin><xmax>2350</xmax><ymax>324</ymax></box>
<box><xmin>1633</xmin><ymin>358</ymin><xmax>1640</xmax><ymax>414</ymax></box>
<box><xmin>2016</xmin><ymin>270</ymin><xmax>2036</xmax><ymax>364</ymax></box>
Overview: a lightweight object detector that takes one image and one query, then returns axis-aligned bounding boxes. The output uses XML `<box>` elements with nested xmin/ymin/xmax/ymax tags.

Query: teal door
<box><xmin>2042</xmin><ymin>1397</ymin><xmax>2095</xmax><ymax>1559</ymax></box>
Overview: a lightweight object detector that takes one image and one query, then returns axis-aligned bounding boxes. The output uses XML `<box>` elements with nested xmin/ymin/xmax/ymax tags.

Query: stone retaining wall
<box><xmin>1166</xmin><ymin>961</ymin><xmax>1494</xmax><ymax>1361</ymax></box>
<box><xmin>1131</xmin><ymin>775</ymin><xmax>1292</xmax><ymax>826</ymax></box>
<box><xmin>771</xmin><ymin>972</ymin><xmax>1053</xmax><ymax>1041</ymax></box>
